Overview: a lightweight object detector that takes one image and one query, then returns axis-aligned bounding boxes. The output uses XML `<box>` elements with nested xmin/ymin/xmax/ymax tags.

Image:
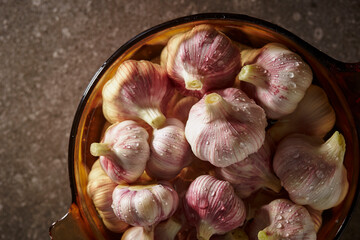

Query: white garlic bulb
<box><xmin>102</xmin><ymin>60</ymin><xmax>173</xmax><ymax>128</ymax></box>
<box><xmin>247</xmin><ymin>199</ymin><xmax>316</xmax><ymax>240</ymax></box>
<box><xmin>268</xmin><ymin>84</ymin><xmax>336</xmax><ymax>143</ymax></box>
<box><xmin>90</xmin><ymin>120</ymin><xmax>150</xmax><ymax>184</ymax></box>
<box><xmin>146</xmin><ymin>118</ymin><xmax>193</xmax><ymax>180</ymax></box>
<box><xmin>112</xmin><ymin>182</ymin><xmax>179</xmax><ymax>230</ymax></box>
<box><xmin>273</xmin><ymin>131</ymin><xmax>348</xmax><ymax>210</ymax></box>
<box><xmin>185</xmin><ymin>88</ymin><xmax>267</xmax><ymax>167</ymax></box>
<box><xmin>238</xmin><ymin>43</ymin><xmax>313</xmax><ymax>119</ymax></box>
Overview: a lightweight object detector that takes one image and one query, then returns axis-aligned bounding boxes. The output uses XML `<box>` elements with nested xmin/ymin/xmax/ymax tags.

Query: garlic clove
<box><xmin>90</xmin><ymin>120</ymin><xmax>150</xmax><ymax>184</ymax></box>
<box><xmin>247</xmin><ymin>199</ymin><xmax>316</xmax><ymax>240</ymax></box>
<box><xmin>154</xmin><ymin>217</ymin><xmax>182</xmax><ymax>240</ymax></box>
<box><xmin>167</xmin><ymin>96</ymin><xmax>199</xmax><ymax>124</ymax></box>
<box><xmin>238</xmin><ymin>43</ymin><xmax>313</xmax><ymax>119</ymax></box>
<box><xmin>183</xmin><ymin>175</ymin><xmax>246</xmax><ymax>240</ymax></box>
<box><xmin>273</xmin><ymin>131</ymin><xmax>349</xmax><ymax>210</ymax></box>
<box><xmin>185</xmin><ymin>88</ymin><xmax>267</xmax><ymax>167</ymax></box>
<box><xmin>102</xmin><ymin>60</ymin><xmax>173</xmax><ymax>128</ymax></box>
<box><xmin>305</xmin><ymin>206</ymin><xmax>323</xmax><ymax>232</ymax></box>
<box><xmin>146</xmin><ymin>118</ymin><xmax>194</xmax><ymax>180</ymax></box>
<box><xmin>162</xmin><ymin>24</ymin><xmax>241</xmax><ymax>98</ymax></box>
<box><xmin>112</xmin><ymin>181</ymin><xmax>179</xmax><ymax>229</ymax></box>
<box><xmin>268</xmin><ymin>84</ymin><xmax>336</xmax><ymax>143</ymax></box>
<box><xmin>86</xmin><ymin>160</ymin><xmax>129</xmax><ymax>233</ymax></box>
<box><xmin>121</xmin><ymin>226</ymin><xmax>154</xmax><ymax>240</ymax></box>
<box><xmin>216</xmin><ymin>134</ymin><xmax>281</xmax><ymax>198</ymax></box>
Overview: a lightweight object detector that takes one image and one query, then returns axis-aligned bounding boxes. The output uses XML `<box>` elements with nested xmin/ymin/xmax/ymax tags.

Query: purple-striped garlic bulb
<box><xmin>154</xmin><ymin>217</ymin><xmax>182</xmax><ymax>240</ymax></box>
<box><xmin>247</xmin><ymin>199</ymin><xmax>316</xmax><ymax>240</ymax></box>
<box><xmin>112</xmin><ymin>182</ymin><xmax>179</xmax><ymax>231</ymax></box>
<box><xmin>238</xmin><ymin>43</ymin><xmax>313</xmax><ymax>119</ymax></box>
<box><xmin>216</xmin><ymin>135</ymin><xmax>281</xmax><ymax>198</ymax></box>
<box><xmin>90</xmin><ymin>120</ymin><xmax>150</xmax><ymax>184</ymax></box>
<box><xmin>146</xmin><ymin>118</ymin><xmax>193</xmax><ymax>180</ymax></box>
<box><xmin>102</xmin><ymin>60</ymin><xmax>173</xmax><ymax>128</ymax></box>
<box><xmin>86</xmin><ymin>160</ymin><xmax>129</xmax><ymax>233</ymax></box>
<box><xmin>268</xmin><ymin>85</ymin><xmax>336</xmax><ymax>143</ymax></box>
<box><xmin>167</xmin><ymin>96</ymin><xmax>199</xmax><ymax>124</ymax></box>
<box><xmin>273</xmin><ymin>131</ymin><xmax>348</xmax><ymax>210</ymax></box>
<box><xmin>183</xmin><ymin>175</ymin><xmax>246</xmax><ymax>240</ymax></box>
<box><xmin>161</xmin><ymin>24</ymin><xmax>241</xmax><ymax>98</ymax></box>
<box><xmin>121</xmin><ymin>226</ymin><xmax>154</xmax><ymax>240</ymax></box>
<box><xmin>185</xmin><ymin>88</ymin><xmax>267</xmax><ymax>167</ymax></box>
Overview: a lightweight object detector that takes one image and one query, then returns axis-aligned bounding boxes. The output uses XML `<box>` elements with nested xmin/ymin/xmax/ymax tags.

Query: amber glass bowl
<box><xmin>49</xmin><ymin>13</ymin><xmax>360</xmax><ymax>240</ymax></box>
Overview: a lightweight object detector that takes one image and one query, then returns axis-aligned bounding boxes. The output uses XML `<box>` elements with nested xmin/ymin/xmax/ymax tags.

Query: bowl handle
<box><xmin>49</xmin><ymin>203</ymin><xmax>92</xmax><ymax>240</ymax></box>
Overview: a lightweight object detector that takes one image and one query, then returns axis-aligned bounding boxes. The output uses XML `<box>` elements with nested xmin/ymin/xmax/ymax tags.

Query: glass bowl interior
<box><xmin>68</xmin><ymin>14</ymin><xmax>359</xmax><ymax>240</ymax></box>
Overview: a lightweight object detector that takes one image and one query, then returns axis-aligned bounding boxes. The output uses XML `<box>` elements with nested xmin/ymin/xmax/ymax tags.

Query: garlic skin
<box><xmin>305</xmin><ymin>206</ymin><xmax>323</xmax><ymax>232</ymax></box>
<box><xmin>154</xmin><ymin>217</ymin><xmax>182</xmax><ymax>240</ymax></box>
<box><xmin>247</xmin><ymin>199</ymin><xmax>316</xmax><ymax>240</ymax></box>
<box><xmin>185</xmin><ymin>88</ymin><xmax>267</xmax><ymax>167</ymax></box>
<box><xmin>268</xmin><ymin>84</ymin><xmax>336</xmax><ymax>143</ymax></box>
<box><xmin>90</xmin><ymin>120</ymin><xmax>150</xmax><ymax>184</ymax></box>
<box><xmin>121</xmin><ymin>226</ymin><xmax>154</xmax><ymax>240</ymax></box>
<box><xmin>216</xmin><ymin>135</ymin><xmax>281</xmax><ymax>198</ymax></box>
<box><xmin>183</xmin><ymin>175</ymin><xmax>246</xmax><ymax>240</ymax></box>
<box><xmin>146</xmin><ymin>118</ymin><xmax>193</xmax><ymax>180</ymax></box>
<box><xmin>167</xmin><ymin>96</ymin><xmax>199</xmax><ymax>124</ymax></box>
<box><xmin>86</xmin><ymin>160</ymin><xmax>129</xmax><ymax>233</ymax></box>
<box><xmin>238</xmin><ymin>43</ymin><xmax>313</xmax><ymax>119</ymax></box>
<box><xmin>273</xmin><ymin>131</ymin><xmax>348</xmax><ymax>210</ymax></box>
<box><xmin>102</xmin><ymin>60</ymin><xmax>173</xmax><ymax>128</ymax></box>
<box><xmin>162</xmin><ymin>24</ymin><xmax>241</xmax><ymax>98</ymax></box>
<box><xmin>112</xmin><ymin>182</ymin><xmax>179</xmax><ymax>229</ymax></box>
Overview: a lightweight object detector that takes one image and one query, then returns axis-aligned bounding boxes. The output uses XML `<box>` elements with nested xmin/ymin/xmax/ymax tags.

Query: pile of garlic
<box><xmin>87</xmin><ymin>24</ymin><xmax>348</xmax><ymax>240</ymax></box>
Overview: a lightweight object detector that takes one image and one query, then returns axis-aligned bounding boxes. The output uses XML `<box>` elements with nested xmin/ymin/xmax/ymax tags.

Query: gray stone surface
<box><xmin>0</xmin><ymin>0</ymin><xmax>359</xmax><ymax>239</ymax></box>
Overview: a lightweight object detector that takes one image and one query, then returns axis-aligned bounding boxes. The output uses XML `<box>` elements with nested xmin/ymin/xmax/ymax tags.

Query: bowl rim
<box><xmin>67</xmin><ymin>12</ymin><xmax>359</xmax><ymax>240</ymax></box>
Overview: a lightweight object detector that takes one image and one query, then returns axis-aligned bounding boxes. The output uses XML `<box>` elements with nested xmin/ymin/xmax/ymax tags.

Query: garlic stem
<box><xmin>138</xmin><ymin>107</ymin><xmax>166</xmax><ymax>129</ymax></box>
<box><xmin>184</xmin><ymin>76</ymin><xmax>203</xmax><ymax>90</ymax></box>
<box><xmin>237</xmin><ymin>64</ymin><xmax>268</xmax><ymax>89</ymax></box>
<box><xmin>263</xmin><ymin>174</ymin><xmax>282</xmax><ymax>194</ymax></box>
<box><xmin>204</xmin><ymin>93</ymin><xmax>231</xmax><ymax>121</ymax></box>
<box><xmin>198</xmin><ymin>220</ymin><xmax>215</xmax><ymax>240</ymax></box>
<box><xmin>320</xmin><ymin>131</ymin><xmax>346</xmax><ymax>164</ymax></box>
<box><xmin>258</xmin><ymin>230</ymin><xmax>276</xmax><ymax>240</ymax></box>
<box><xmin>90</xmin><ymin>143</ymin><xmax>111</xmax><ymax>156</ymax></box>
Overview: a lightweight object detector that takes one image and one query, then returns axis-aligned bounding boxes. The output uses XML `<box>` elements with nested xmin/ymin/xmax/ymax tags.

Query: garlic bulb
<box><xmin>112</xmin><ymin>182</ymin><xmax>179</xmax><ymax>230</ymax></box>
<box><xmin>167</xmin><ymin>96</ymin><xmax>199</xmax><ymax>124</ymax></box>
<box><xmin>102</xmin><ymin>60</ymin><xmax>173</xmax><ymax>128</ymax></box>
<box><xmin>273</xmin><ymin>131</ymin><xmax>348</xmax><ymax>210</ymax></box>
<box><xmin>86</xmin><ymin>160</ymin><xmax>129</xmax><ymax>233</ymax></box>
<box><xmin>247</xmin><ymin>199</ymin><xmax>316</xmax><ymax>240</ymax></box>
<box><xmin>216</xmin><ymin>135</ymin><xmax>281</xmax><ymax>198</ymax></box>
<box><xmin>146</xmin><ymin>118</ymin><xmax>193</xmax><ymax>180</ymax></box>
<box><xmin>162</xmin><ymin>24</ymin><xmax>241</xmax><ymax>98</ymax></box>
<box><xmin>154</xmin><ymin>217</ymin><xmax>182</xmax><ymax>240</ymax></box>
<box><xmin>238</xmin><ymin>43</ymin><xmax>313</xmax><ymax>119</ymax></box>
<box><xmin>183</xmin><ymin>175</ymin><xmax>246</xmax><ymax>240</ymax></box>
<box><xmin>185</xmin><ymin>88</ymin><xmax>267</xmax><ymax>167</ymax></box>
<box><xmin>268</xmin><ymin>84</ymin><xmax>336</xmax><ymax>143</ymax></box>
<box><xmin>90</xmin><ymin>120</ymin><xmax>150</xmax><ymax>184</ymax></box>
<box><xmin>121</xmin><ymin>226</ymin><xmax>154</xmax><ymax>240</ymax></box>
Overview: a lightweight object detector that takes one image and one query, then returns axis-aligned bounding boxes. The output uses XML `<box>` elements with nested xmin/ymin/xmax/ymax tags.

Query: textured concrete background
<box><xmin>0</xmin><ymin>0</ymin><xmax>359</xmax><ymax>239</ymax></box>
